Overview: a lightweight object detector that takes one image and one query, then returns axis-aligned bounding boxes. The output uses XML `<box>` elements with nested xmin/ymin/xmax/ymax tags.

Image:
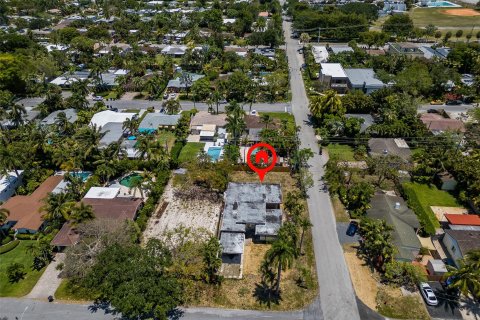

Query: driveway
<box><xmin>26</xmin><ymin>253</ymin><xmax>65</xmax><ymax>300</ymax></box>
<box><xmin>424</xmin><ymin>282</ymin><xmax>463</xmax><ymax>320</ymax></box>
<box><xmin>283</xmin><ymin>17</ymin><xmax>361</xmax><ymax>320</ymax></box>
<box><xmin>337</xmin><ymin>222</ymin><xmax>361</xmax><ymax>245</ymax></box>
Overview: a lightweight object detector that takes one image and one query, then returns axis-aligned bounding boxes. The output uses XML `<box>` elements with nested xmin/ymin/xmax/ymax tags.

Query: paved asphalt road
<box><xmin>418</xmin><ymin>103</ymin><xmax>476</xmax><ymax>113</ymax></box>
<box><xmin>0</xmin><ymin>298</ymin><xmax>303</xmax><ymax>320</ymax></box>
<box><xmin>17</xmin><ymin>97</ymin><xmax>291</xmax><ymax>113</ymax></box>
<box><xmin>283</xmin><ymin>19</ymin><xmax>361</xmax><ymax>320</ymax></box>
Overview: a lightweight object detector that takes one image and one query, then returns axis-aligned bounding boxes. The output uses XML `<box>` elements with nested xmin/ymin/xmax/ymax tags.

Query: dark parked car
<box><xmin>446</xmin><ymin>100</ymin><xmax>462</xmax><ymax>105</ymax></box>
<box><xmin>346</xmin><ymin>221</ymin><xmax>359</xmax><ymax>236</ymax></box>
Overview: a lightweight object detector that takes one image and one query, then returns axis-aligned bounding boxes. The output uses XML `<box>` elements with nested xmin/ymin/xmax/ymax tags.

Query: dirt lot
<box><xmin>443</xmin><ymin>8</ymin><xmax>480</xmax><ymax>16</ymax></box>
<box><xmin>143</xmin><ymin>181</ymin><xmax>222</xmax><ymax>244</ymax></box>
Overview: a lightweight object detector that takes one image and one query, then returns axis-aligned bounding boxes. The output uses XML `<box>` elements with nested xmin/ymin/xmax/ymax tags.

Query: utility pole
<box><xmin>318</xmin><ymin>27</ymin><xmax>321</xmax><ymax>44</ymax></box>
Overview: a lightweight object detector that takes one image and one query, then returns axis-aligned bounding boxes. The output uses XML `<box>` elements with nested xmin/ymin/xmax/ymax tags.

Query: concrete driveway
<box><xmin>26</xmin><ymin>253</ymin><xmax>65</xmax><ymax>300</ymax></box>
<box><xmin>337</xmin><ymin>222</ymin><xmax>361</xmax><ymax>245</ymax></box>
<box><xmin>424</xmin><ymin>281</ymin><xmax>463</xmax><ymax>320</ymax></box>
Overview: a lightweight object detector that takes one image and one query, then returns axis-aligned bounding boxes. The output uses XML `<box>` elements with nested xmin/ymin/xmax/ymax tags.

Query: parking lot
<box><xmin>424</xmin><ymin>281</ymin><xmax>463</xmax><ymax>320</ymax></box>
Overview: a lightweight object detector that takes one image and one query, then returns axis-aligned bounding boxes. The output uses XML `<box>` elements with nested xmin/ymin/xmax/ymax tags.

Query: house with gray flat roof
<box><xmin>99</xmin><ymin>122</ymin><xmax>124</xmax><ymax>148</ymax></box>
<box><xmin>220</xmin><ymin>182</ymin><xmax>282</xmax><ymax>278</ymax></box>
<box><xmin>41</xmin><ymin>109</ymin><xmax>78</xmax><ymax>126</ymax></box>
<box><xmin>138</xmin><ymin>113</ymin><xmax>181</xmax><ymax>133</ymax></box>
<box><xmin>344</xmin><ymin>68</ymin><xmax>385</xmax><ymax>94</ymax></box>
<box><xmin>367</xmin><ymin>193</ymin><xmax>421</xmax><ymax>261</ymax></box>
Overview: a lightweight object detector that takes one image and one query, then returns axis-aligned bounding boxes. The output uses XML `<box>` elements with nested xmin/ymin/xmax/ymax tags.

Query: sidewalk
<box><xmin>25</xmin><ymin>253</ymin><xmax>65</xmax><ymax>299</ymax></box>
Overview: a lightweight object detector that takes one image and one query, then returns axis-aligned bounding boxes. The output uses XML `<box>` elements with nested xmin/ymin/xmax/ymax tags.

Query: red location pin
<box><xmin>247</xmin><ymin>142</ymin><xmax>277</xmax><ymax>182</ymax></box>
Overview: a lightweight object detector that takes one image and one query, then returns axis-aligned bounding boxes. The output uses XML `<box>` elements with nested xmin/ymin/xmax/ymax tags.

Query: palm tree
<box><xmin>41</xmin><ymin>193</ymin><xmax>75</xmax><ymax>225</ymax></box>
<box><xmin>265</xmin><ymin>239</ymin><xmax>296</xmax><ymax>294</ymax></box>
<box><xmin>180</xmin><ymin>71</ymin><xmax>193</xmax><ymax>98</ymax></box>
<box><xmin>260</xmin><ymin>114</ymin><xmax>274</xmax><ymax>129</ymax></box>
<box><xmin>70</xmin><ymin>202</ymin><xmax>95</xmax><ymax>225</ymax></box>
<box><xmin>211</xmin><ymin>90</ymin><xmax>222</xmax><ymax>114</ymax></box>
<box><xmin>308</xmin><ymin>95</ymin><xmax>323</xmax><ymax>118</ymax></box>
<box><xmin>445</xmin><ymin>260</ymin><xmax>480</xmax><ymax>298</ymax></box>
<box><xmin>8</xmin><ymin>103</ymin><xmax>26</xmax><ymax>127</ymax></box>
<box><xmin>54</xmin><ymin>111</ymin><xmax>70</xmax><ymax>134</ymax></box>
<box><xmin>122</xmin><ymin>118</ymin><xmax>138</xmax><ymax>134</ymax></box>
<box><xmin>163</xmin><ymin>99</ymin><xmax>181</xmax><ymax>115</ymax></box>
<box><xmin>359</xmin><ymin>217</ymin><xmax>395</xmax><ymax>270</ymax></box>
<box><xmin>0</xmin><ymin>145</ymin><xmax>22</xmax><ymax>176</ymax></box>
<box><xmin>300</xmin><ymin>33</ymin><xmax>311</xmax><ymax>46</ymax></box>
<box><xmin>129</xmin><ymin>175</ymin><xmax>144</xmax><ymax>198</ymax></box>
<box><xmin>225</xmin><ymin>113</ymin><xmax>246</xmax><ymax>145</ymax></box>
<box><xmin>96</xmin><ymin>164</ymin><xmax>116</xmax><ymax>185</ymax></box>
<box><xmin>298</xmin><ymin>217</ymin><xmax>313</xmax><ymax>254</ymax></box>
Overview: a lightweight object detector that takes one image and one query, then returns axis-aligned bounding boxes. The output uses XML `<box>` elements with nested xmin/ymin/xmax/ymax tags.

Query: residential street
<box><xmin>0</xmin><ymin>298</ymin><xmax>303</xmax><ymax>320</ymax></box>
<box><xmin>283</xmin><ymin>19</ymin><xmax>361</xmax><ymax>320</ymax></box>
<box><xmin>17</xmin><ymin>97</ymin><xmax>290</xmax><ymax>113</ymax></box>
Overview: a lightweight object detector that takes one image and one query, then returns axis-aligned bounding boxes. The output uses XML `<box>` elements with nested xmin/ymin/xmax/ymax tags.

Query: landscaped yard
<box><xmin>402</xmin><ymin>182</ymin><xmax>460</xmax><ymax>235</ymax></box>
<box><xmin>0</xmin><ymin>240</ymin><xmax>45</xmax><ymax>297</ymax></box>
<box><xmin>410</xmin><ymin>8</ymin><xmax>480</xmax><ymax>28</ymax></box>
<box><xmin>326</xmin><ymin>144</ymin><xmax>356</xmax><ymax>161</ymax></box>
<box><xmin>178</xmin><ymin>142</ymin><xmax>205</xmax><ymax>163</ymax></box>
<box><xmin>55</xmin><ymin>279</ymin><xmax>95</xmax><ymax>301</ymax></box>
<box><xmin>156</xmin><ymin>130</ymin><xmax>177</xmax><ymax>151</ymax></box>
<box><xmin>259</xmin><ymin>112</ymin><xmax>295</xmax><ymax>124</ymax></box>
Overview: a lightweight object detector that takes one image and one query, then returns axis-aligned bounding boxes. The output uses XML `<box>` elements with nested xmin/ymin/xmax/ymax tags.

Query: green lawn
<box><xmin>259</xmin><ymin>112</ymin><xmax>295</xmax><ymax>124</ymax></box>
<box><xmin>178</xmin><ymin>142</ymin><xmax>205</xmax><ymax>163</ymax></box>
<box><xmin>55</xmin><ymin>279</ymin><xmax>95</xmax><ymax>302</ymax></box>
<box><xmin>410</xmin><ymin>8</ymin><xmax>480</xmax><ymax>28</ymax></box>
<box><xmin>402</xmin><ymin>182</ymin><xmax>460</xmax><ymax>234</ymax></box>
<box><xmin>157</xmin><ymin>131</ymin><xmax>177</xmax><ymax>151</ymax></box>
<box><xmin>326</xmin><ymin>144</ymin><xmax>356</xmax><ymax>161</ymax></box>
<box><xmin>0</xmin><ymin>240</ymin><xmax>45</xmax><ymax>297</ymax></box>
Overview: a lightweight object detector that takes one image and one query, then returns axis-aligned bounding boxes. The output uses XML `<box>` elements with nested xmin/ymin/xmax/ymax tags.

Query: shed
<box><xmin>426</xmin><ymin>259</ymin><xmax>448</xmax><ymax>276</ymax></box>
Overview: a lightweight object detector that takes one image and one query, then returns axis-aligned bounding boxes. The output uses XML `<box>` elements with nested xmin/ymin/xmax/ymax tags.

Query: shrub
<box><xmin>16</xmin><ymin>233</ymin><xmax>37</xmax><ymax>240</ymax></box>
<box><xmin>0</xmin><ymin>239</ymin><xmax>20</xmax><ymax>254</ymax></box>
<box><xmin>7</xmin><ymin>262</ymin><xmax>26</xmax><ymax>283</ymax></box>
<box><xmin>1</xmin><ymin>235</ymin><xmax>13</xmax><ymax>245</ymax></box>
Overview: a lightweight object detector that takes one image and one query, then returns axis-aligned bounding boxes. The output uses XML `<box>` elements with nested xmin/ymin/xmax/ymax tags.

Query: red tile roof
<box><xmin>51</xmin><ymin>222</ymin><xmax>80</xmax><ymax>247</ymax></box>
<box><xmin>445</xmin><ymin>214</ymin><xmax>480</xmax><ymax>226</ymax></box>
<box><xmin>1</xmin><ymin>175</ymin><xmax>63</xmax><ymax>231</ymax></box>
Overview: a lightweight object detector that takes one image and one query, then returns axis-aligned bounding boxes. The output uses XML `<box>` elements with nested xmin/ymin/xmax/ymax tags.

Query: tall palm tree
<box><xmin>225</xmin><ymin>113</ymin><xmax>246</xmax><ymax>145</ymax></box>
<box><xmin>180</xmin><ymin>72</ymin><xmax>192</xmax><ymax>98</ymax></box>
<box><xmin>70</xmin><ymin>202</ymin><xmax>95</xmax><ymax>225</ymax></box>
<box><xmin>122</xmin><ymin>118</ymin><xmax>138</xmax><ymax>134</ymax></box>
<box><xmin>163</xmin><ymin>99</ymin><xmax>181</xmax><ymax>115</ymax></box>
<box><xmin>308</xmin><ymin>95</ymin><xmax>323</xmax><ymax>118</ymax></box>
<box><xmin>0</xmin><ymin>145</ymin><xmax>22</xmax><ymax>176</ymax></box>
<box><xmin>211</xmin><ymin>90</ymin><xmax>222</xmax><ymax>115</ymax></box>
<box><xmin>54</xmin><ymin>111</ymin><xmax>70</xmax><ymax>134</ymax></box>
<box><xmin>0</xmin><ymin>208</ymin><xmax>9</xmax><ymax>239</ymax></box>
<box><xmin>129</xmin><ymin>176</ymin><xmax>144</xmax><ymax>198</ymax></box>
<box><xmin>96</xmin><ymin>164</ymin><xmax>116</xmax><ymax>185</ymax></box>
<box><xmin>298</xmin><ymin>217</ymin><xmax>313</xmax><ymax>254</ymax></box>
<box><xmin>265</xmin><ymin>239</ymin><xmax>296</xmax><ymax>294</ymax></box>
<box><xmin>445</xmin><ymin>260</ymin><xmax>480</xmax><ymax>298</ymax></box>
<box><xmin>41</xmin><ymin>192</ymin><xmax>75</xmax><ymax>224</ymax></box>
<box><xmin>260</xmin><ymin>114</ymin><xmax>274</xmax><ymax>129</ymax></box>
<box><xmin>8</xmin><ymin>103</ymin><xmax>26</xmax><ymax>127</ymax></box>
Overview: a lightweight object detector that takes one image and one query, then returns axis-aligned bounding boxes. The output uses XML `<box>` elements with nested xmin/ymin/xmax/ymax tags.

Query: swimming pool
<box><xmin>426</xmin><ymin>1</ymin><xmax>460</xmax><ymax>7</ymax></box>
<box><xmin>64</xmin><ymin>171</ymin><xmax>91</xmax><ymax>182</ymax></box>
<box><xmin>207</xmin><ymin>147</ymin><xmax>222</xmax><ymax>161</ymax></box>
<box><xmin>120</xmin><ymin>173</ymin><xmax>142</xmax><ymax>188</ymax></box>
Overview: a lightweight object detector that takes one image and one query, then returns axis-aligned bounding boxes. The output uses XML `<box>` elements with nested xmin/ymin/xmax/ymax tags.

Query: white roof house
<box><xmin>84</xmin><ymin>187</ymin><xmax>120</xmax><ymax>199</ymax></box>
<box><xmin>311</xmin><ymin>46</ymin><xmax>329</xmax><ymax>63</ymax></box>
<box><xmin>0</xmin><ymin>171</ymin><xmax>24</xmax><ymax>203</ymax></box>
<box><xmin>89</xmin><ymin>110</ymin><xmax>136</xmax><ymax>128</ymax></box>
<box><xmin>320</xmin><ymin>63</ymin><xmax>347</xmax><ymax>78</ymax></box>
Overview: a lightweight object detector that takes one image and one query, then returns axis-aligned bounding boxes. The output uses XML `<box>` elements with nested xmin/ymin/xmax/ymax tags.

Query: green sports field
<box><xmin>410</xmin><ymin>7</ymin><xmax>480</xmax><ymax>28</ymax></box>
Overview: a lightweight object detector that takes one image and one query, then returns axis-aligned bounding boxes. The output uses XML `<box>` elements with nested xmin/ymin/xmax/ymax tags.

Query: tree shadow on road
<box><xmin>253</xmin><ymin>282</ymin><xmax>282</xmax><ymax>307</ymax></box>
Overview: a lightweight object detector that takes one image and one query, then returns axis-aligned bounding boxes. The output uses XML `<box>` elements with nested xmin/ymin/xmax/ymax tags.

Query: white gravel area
<box><xmin>143</xmin><ymin>181</ymin><xmax>222</xmax><ymax>243</ymax></box>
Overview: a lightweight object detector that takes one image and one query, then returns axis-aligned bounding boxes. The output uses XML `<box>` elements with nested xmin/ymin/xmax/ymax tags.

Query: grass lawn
<box><xmin>156</xmin><ymin>130</ymin><xmax>177</xmax><ymax>151</ymax></box>
<box><xmin>402</xmin><ymin>182</ymin><xmax>460</xmax><ymax>234</ymax></box>
<box><xmin>55</xmin><ymin>279</ymin><xmax>95</xmax><ymax>302</ymax></box>
<box><xmin>376</xmin><ymin>287</ymin><xmax>429</xmax><ymax>320</ymax></box>
<box><xmin>332</xmin><ymin>196</ymin><xmax>350</xmax><ymax>222</ymax></box>
<box><xmin>326</xmin><ymin>144</ymin><xmax>356</xmax><ymax>161</ymax></box>
<box><xmin>178</xmin><ymin>142</ymin><xmax>205</xmax><ymax>163</ymax></box>
<box><xmin>0</xmin><ymin>240</ymin><xmax>45</xmax><ymax>297</ymax></box>
<box><xmin>259</xmin><ymin>112</ymin><xmax>295</xmax><ymax>124</ymax></box>
<box><xmin>410</xmin><ymin>8</ymin><xmax>480</xmax><ymax>28</ymax></box>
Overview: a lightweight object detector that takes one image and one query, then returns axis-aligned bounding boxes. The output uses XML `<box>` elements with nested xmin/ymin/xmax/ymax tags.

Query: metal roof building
<box><xmin>138</xmin><ymin>113</ymin><xmax>181</xmax><ymax>133</ymax></box>
<box><xmin>344</xmin><ymin>68</ymin><xmax>385</xmax><ymax>94</ymax></box>
<box><xmin>41</xmin><ymin>109</ymin><xmax>78</xmax><ymax>126</ymax></box>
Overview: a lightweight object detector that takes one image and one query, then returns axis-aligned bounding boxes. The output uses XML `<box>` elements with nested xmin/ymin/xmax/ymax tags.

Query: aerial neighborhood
<box><xmin>0</xmin><ymin>0</ymin><xmax>479</xmax><ymax>319</ymax></box>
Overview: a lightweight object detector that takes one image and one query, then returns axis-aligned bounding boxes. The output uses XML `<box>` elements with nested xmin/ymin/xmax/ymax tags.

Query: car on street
<box><xmin>419</xmin><ymin>282</ymin><xmax>439</xmax><ymax>306</ymax></box>
<box><xmin>427</xmin><ymin>109</ymin><xmax>438</xmax><ymax>113</ymax></box>
<box><xmin>446</xmin><ymin>100</ymin><xmax>462</xmax><ymax>105</ymax></box>
<box><xmin>168</xmin><ymin>93</ymin><xmax>177</xmax><ymax>100</ymax></box>
<box><xmin>430</xmin><ymin>100</ymin><xmax>443</xmax><ymax>105</ymax></box>
<box><xmin>250</xmin><ymin>110</ymin><xmax>257</xmax><ymax>115</ymax></box>
<box><xmin>346</xmin><ymin>221</ymin><xmax>358</xmax><ymax>236</ymax></box>
<box><xmin>93</xmin><ymin>96</ymin><xmax>103</xmax><ymax>101</ymax></box>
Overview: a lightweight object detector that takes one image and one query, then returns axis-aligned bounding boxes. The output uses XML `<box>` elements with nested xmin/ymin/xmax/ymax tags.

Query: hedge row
<box><xmin>16</xmin><ymin>233</ymin><xmax>38</xmax><ymax>240</ymax></box>
<box><xmin>0</xmin><ymin>240</ymin><xmax>20</xmax><ymax>254</ymax></box>
<box><xmin>136</xmin><ymin>170</ymin><xmax>171</xmax><ymax>231</ymax></box>
<box><xmin>169</xmin><ymin>141</ymin><xmax>185</xmax><ymax>169</ymax></box>
<box><xmin>401</xmin><ymin>184</ymin><xmax>438</xmax><ymax>236</ymax></box>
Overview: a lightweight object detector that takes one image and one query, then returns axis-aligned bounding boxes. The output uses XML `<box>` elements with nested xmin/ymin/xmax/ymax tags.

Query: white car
<box><xmin>168</xmin><ymin>93</ymin><xmax>177</xmax><ymax>100</ymax></box>
<box><xmin>93</xmin><ymin>96</ymin><xmax>103</xmax><ymax>101</ymax></box>
<box><xmin>419</xmin><ymin>282</ymin><xmax>439</xmax><ymax>306</ymax></box>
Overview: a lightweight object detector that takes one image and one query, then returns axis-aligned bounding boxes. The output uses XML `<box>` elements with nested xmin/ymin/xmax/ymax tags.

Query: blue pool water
<box><xmin>427</xmin><ymin>1</ymin><xmax>459</xmax><ymax>7</ymax></box>
<box><xmin>70</xmin><ymin>171</ymin><xmax>91</xmax><ymax>182</ymax></box>
<box><xmin>207</xmin><ymin>147</ymin><xmax>222</xmax><ymax>161</ymax></box>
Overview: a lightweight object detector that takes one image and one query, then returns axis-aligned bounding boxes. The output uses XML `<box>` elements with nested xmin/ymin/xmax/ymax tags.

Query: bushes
<box><xmin>0</xmin><ymin>239</ymin><xmax>20</xmax><ymax>254</ymax></box>
<box><xmin>1</xmin><ymin>235</ymin><xmax>13</xmax><ymax>245</ymax></box>
<box><xmin>15</xmin><ymin>233</ymin><xmax>37</xmax><ymax>240</ymax></box>
<box><xmin>170</xmin><ymin>141</ymin><xmax>185</xmax><ymax>169</ymax></box>
<box><xmin>136</xmin><ymin>170</ymin><xmax>170</xmax><ymax>231</ymax></box>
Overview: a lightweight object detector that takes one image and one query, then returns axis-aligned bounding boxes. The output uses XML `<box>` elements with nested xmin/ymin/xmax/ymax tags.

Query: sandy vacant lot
<box><xmin>443</xmin><ymin>8</ymin><xmax>480</xmax><ymax>16</ymax></box>
<box><xmin>143</xmin><ymin>181</ymin><xmax>222</xmax><ymax>243</ymax></box>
